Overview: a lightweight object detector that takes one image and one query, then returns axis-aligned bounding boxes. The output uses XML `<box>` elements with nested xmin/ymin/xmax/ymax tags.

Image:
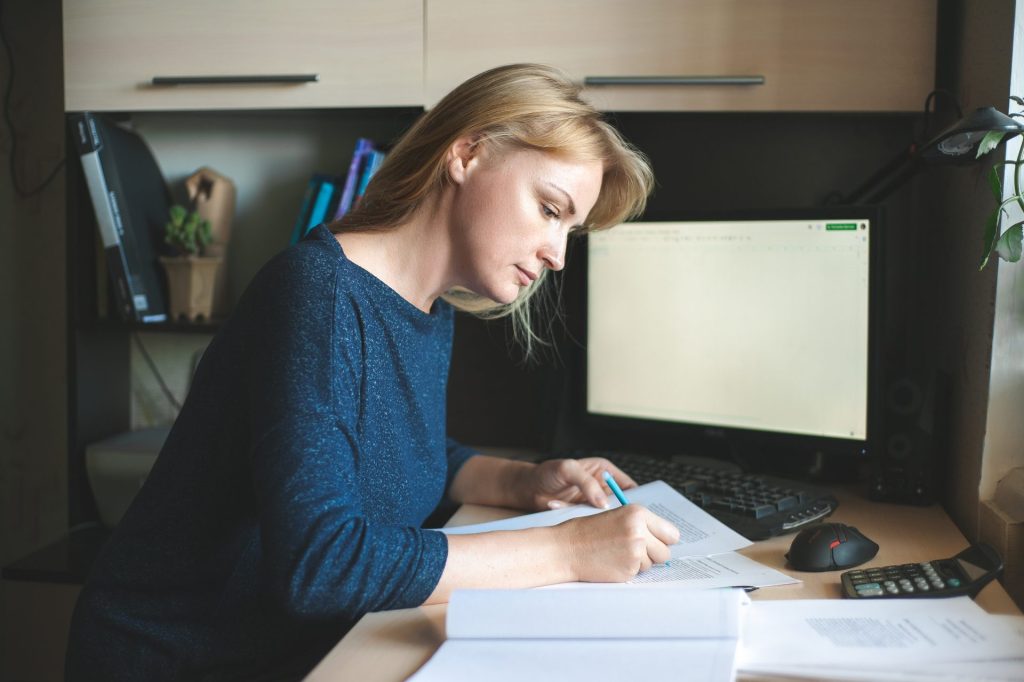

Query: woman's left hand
<box><xmin>516</xmin><ymin>457</ymin><xmax>638</xmax><ymax>511</ymax></box>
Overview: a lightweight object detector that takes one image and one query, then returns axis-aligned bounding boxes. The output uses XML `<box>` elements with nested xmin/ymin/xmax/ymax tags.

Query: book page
<box><xmin>445</xmin><ymin>586</ymin><xmax>747</xmax><ymax>640</ymax></box>
<box><xmin>408</xmin><ymin>639</ymin><xmax>738</xmax><ymax>682</ymax></box>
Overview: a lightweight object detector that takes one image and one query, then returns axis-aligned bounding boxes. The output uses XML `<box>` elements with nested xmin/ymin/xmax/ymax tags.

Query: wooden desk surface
<box><xmin>307</xmin><ymin>486</ymin><xmax>1021</xmax><ymax>682</ymax></box>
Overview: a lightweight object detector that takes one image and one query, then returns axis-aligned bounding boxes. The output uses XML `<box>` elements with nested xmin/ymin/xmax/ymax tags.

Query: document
<box><xmin>441</xmin><ymin>480</ymin><xmax>752</xmax><ymax>560</ymax></box>
<box><xmin>542</xmin><ymin>550</ymin><xmax>798</xmax><ymax>590</ymax></box>
<box><xmin>738</xmin><ymin>596</ymin><xmax>1024</xmax><ymax>681</ymax></box>
<box><xmin>408</xmin><ymin>587</ymin><xmax>748</xmax><ymax>682</ymax></box>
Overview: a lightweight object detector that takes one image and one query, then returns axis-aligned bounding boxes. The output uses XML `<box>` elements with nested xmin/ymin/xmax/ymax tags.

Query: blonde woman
<box><xmin>66</xmin><ymin>64</ymin><xmax>678</xmax><ymax>682</ymax></box>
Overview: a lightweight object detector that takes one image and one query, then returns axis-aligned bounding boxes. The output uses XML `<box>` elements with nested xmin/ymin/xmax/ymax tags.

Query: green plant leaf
<box><xmin>980</xmin><ymin>208</ymin><xmax>1002</xmax><ymax>269</ymax></box>
<box><xmin>988</xmin><ymin>166</ymin><xmax>1004</xmax><ymax>201</ymax></box>
<box><xmin>994</xmin><ymin>221</ymin><xmax>1024</xmax><ymax>263</ymax></box>
<box><xmin>168</xmin><ymin>204</ymin><xmax>187</xmax><ymax>225</ymax></box>
<box><xmin>976</xmin><ymin>131</ymin><xmax>1006</xmax><ymax>159</ymax></box>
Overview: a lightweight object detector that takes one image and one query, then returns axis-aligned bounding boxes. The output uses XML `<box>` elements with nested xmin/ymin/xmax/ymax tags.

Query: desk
<box><xmin>307</xmin><ymin>486</ymin><xmax>1022</xmax><ymax>682</ymax></box>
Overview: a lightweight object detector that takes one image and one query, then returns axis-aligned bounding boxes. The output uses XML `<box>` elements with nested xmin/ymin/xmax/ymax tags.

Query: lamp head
<box><xmin>919</xmin><ymin>107</ymin><xmax>1024</xmax><ymax>165</ymax></box>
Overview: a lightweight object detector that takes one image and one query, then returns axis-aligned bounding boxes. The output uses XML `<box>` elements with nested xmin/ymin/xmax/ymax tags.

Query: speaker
<box><xmin>868</xmin><ymin>370</ymin><xmax>948</xmax><ymax>505</ymax></box>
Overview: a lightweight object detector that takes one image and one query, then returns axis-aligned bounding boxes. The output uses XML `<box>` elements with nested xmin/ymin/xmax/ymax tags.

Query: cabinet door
<box><xmin>63</xmin><ymin>0</ymin><xmax>422</xmax><ymax>111</ymax></box>
<box><xmin>425</xmin><ymin>0</ymin><xmax>936</xmax><ymax>112</ymax></box>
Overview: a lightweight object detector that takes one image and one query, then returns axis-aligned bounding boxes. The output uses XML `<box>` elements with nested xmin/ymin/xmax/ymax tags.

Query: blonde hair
<box><xmin>329</xmin><ymin>63</ymin><xmax>654</xmax><ymax>356</ymax></box>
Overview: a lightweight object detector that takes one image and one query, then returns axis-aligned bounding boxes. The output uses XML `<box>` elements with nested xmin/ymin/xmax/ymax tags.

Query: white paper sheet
<box><xmin>440</xmin><ymin>480</ymin><xmax>752</xmax><ymax>559</ymax></box>
<box><xmin>408</xmin><ymin>587</ymin><xmax>748</xmax><ymax>682</ymax></box>
<box><xmin>409</xmin><ymin>639</ymin><xmax>738</xmax><ymax>682</ymax></box>
<box><xmin>542</xmin><ymin>551</ymin><xmax>799</xmax><ymax>590</ymax></box>
<box><xmin>446</xmin><ymin>586</ymin><xmax>748</xmax><ymax>640</ymax></box>
<box><xmin>738</xmin><ymin>596</ymin><xmax>1024</xmax><ymax>672</ymax></box>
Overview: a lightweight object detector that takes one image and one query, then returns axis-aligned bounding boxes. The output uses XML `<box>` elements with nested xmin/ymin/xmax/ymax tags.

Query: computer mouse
<box><xmin>785</xmin><ymin>522</ymin><xmax>879</xmax><ymax>572</ymax></box>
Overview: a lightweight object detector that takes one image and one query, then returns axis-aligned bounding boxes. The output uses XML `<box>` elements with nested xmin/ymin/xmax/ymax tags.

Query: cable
<box><xmin>0</xmin><ymin>0</ymin><xmax>67</xmax><ymax>198</ymax></box>
<box><xmin>132</xmin><ymin>332</ymin><xmax>184</xmax><ymax>413</ymax></box>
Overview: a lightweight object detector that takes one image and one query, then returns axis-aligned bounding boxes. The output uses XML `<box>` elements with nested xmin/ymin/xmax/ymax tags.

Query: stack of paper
<box><xmin>408</xmin><ymin>587</ymin><xmax>749</xmax><ymax>682</ymax></box>
<box><xmin>440</xmin><ymin>480</ymin><xmax>798</xmax><ymax>590</ymax></box>
<box><xmin>738</xmin><ymin>596</ymin><xmax>1024</xmax><ymax>681</ymax></box>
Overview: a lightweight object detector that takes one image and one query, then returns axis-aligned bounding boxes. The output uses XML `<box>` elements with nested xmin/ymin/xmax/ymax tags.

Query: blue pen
<box><xmin>603</xmin><ymin>471</ymin><xmax>630</xmax><ymax>506</ymax></box>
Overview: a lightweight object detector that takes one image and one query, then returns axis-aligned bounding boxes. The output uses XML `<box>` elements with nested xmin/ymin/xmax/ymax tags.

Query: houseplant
<box><xmin>159</xmin><ymin>204</ymin><xmax>222</xmax><ymax>322</ymax></box>
<box><xmin>978</xmin><ymin>96</ymin><xmax>1024</xmax><ymax>269</ymax></box>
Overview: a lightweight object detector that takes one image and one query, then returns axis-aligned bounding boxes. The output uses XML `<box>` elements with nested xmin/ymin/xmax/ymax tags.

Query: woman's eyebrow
<box><xmin>542</xmin><ymin>181</ymin><xmax>577</xmax><ymax>216</ymax></box>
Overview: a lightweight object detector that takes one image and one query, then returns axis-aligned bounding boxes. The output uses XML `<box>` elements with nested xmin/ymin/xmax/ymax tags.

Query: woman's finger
<box><xmin>645</xmin><ymin>509</ymin><xmax>681</xmax><ymax>546</ymax></box>
<box><xmin>605</xmin><ymin>461</ymin><xmax>639</xmax><ymax>489</ymax></box>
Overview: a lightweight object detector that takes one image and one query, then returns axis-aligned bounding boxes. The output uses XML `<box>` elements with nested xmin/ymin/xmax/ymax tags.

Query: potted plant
<box><xmin>978</xmin><ymin>96</ymin><xmax>1024</xmax><ymax>269</ymax></box>
<box><xmin>159</xmin><ymin>204</ymin><xmax>222</xmax><ymax>322</ymax></box>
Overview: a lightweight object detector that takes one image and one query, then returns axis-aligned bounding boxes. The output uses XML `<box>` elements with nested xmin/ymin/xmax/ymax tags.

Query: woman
<box><xmin>66</xmin><ymin>64</ymin><xmax>678</xmax><ymax>682</ymax></box>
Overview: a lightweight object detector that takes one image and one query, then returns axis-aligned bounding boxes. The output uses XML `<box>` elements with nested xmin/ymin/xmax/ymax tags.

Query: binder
<box><xmin>70</xmin><ymin>113</ymin><xmax>169</xmax><ymax>323</ymax></box>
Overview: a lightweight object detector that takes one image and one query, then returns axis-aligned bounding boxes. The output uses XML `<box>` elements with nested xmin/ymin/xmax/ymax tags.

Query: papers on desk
<box><xmin>738</xmin><ymin>596</ymin><xmax>1024</xmax><ymax>681</ymax></box>
<box><xmin>441</xmin><ymin>480</ymin><xmax>752</xmax><ymax>560</ymax></box>
<box><xmin>440</xmin><ymin>480</ymin><xmax>798</xmax><ymax>590</ymax></box>
<box><xmin>407</xmin><ymin>587</ymin><xmax>749</xmax><ymax>682</ymax></box>
<box><xmin>410</xmin><ymin>588</ymin><xmax>1024</xmax><ymax>682</ymax></box>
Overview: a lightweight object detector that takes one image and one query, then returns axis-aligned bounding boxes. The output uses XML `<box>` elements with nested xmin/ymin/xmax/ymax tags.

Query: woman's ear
<box><xmin>446</xmin><ymin>134</ymin><xmax>483</xmax><ymax>185</ymax></box>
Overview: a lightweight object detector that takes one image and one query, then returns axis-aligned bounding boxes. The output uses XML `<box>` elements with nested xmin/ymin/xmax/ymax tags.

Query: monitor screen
<box><xmin>585</xmin><ymin>209</ymin><xmax>880</xmax><ymax>456</ymax></box>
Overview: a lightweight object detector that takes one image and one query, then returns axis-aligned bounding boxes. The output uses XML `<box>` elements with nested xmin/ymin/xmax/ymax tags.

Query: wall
<box><xmin>924</xmin><ymin>0</ymin><xmax>1014</xmax><ymax>537</ymax></box>
<box><xmin>0</xmin><ymin>0</ymin><xmax>67</xmax><ymax>567</ymax></box>
<box><xmin>980</xmin><ymin>0</ymin><xmax>1024</xmax><ymax>503</ymax></box>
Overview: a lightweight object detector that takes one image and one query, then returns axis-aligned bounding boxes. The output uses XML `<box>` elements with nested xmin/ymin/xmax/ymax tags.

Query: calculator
<box><xmin>841</xmin><ymin>543</ymin><xmax>1004</xmax><ymax>599</ymax></box>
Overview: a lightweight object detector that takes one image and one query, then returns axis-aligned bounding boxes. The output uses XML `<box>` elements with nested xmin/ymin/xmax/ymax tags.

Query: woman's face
<box><xmin>447</xmin><ymin>141</ymin><xmax>604</xmax><ymax>305</ymax></box>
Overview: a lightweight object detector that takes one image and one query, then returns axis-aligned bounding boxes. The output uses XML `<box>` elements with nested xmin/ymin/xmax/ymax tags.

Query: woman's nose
<box><xmin>538</xmin><ymin>231</ymin><xmax>568</xmax><ymax>271</ymax></box>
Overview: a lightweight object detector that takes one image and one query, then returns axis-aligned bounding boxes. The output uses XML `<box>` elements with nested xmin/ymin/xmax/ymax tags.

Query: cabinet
<box><xmin>63</xmin><ymin>0</ymin><xmax>423</xmax><ymax>111</ymax></box>
<box><xmin>425</xmin><ymin>0</ymin><xmax>937</xmax><ymax>112</ymax></box>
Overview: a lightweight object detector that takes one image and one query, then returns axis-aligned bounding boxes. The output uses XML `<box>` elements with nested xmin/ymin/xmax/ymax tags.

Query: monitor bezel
<box><xmin>575</xmin><ymin>205</ymin><xmax>884</xmax><ymax>467</ymax></box>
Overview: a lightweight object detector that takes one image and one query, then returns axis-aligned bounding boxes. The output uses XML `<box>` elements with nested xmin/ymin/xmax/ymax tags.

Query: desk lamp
<box><xmin>840</xmin><ymin>105</ymin><xmax>1024</xmax><ymax>205</ymax></box>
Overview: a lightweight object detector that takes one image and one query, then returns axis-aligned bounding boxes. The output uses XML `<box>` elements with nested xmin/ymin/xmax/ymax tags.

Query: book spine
<box><xmin>290</xmin><ymin>176</ymin><xmax>319</xmax><ymax>244</ymax></box>
<box><xmin>354</xmin><ymin>150</ymin><xmax>385</xmax><ymax>206</ymax></box>
<box><xmin>333</xmin><ymin>138</ymin><xmax>374</xmax><ymax>220</ymax></box>
<box><xmin>71</xmin><ymin>113</ymin><xmax>137</xmax><ymax>321</ymax></box>
<box><xmin>306</xmin><ymin>177</ymin><xmax>337</xmax><ymax>231</ymax></box>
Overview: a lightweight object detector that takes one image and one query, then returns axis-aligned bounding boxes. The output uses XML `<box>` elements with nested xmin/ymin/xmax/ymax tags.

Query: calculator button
<box><xmin>885</xmin><ymin>585</ymin><xmax>899</xmax><ymax>594</ymax></box>
<box><xmin>858</xmin><ymin>588</ymin><xmax>884</xmax><ymax>597</ymax></box>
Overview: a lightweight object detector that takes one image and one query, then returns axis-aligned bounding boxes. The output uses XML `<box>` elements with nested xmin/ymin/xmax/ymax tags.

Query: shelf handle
<box><xmin>151</xmin><ymin>74</ymin><xmax>320</xmax><ymax>86</ymax></box>
<box><xmin>584</xmin><ymin>75</ymin><xmax>765</xmax><ymax>86</ymax></box>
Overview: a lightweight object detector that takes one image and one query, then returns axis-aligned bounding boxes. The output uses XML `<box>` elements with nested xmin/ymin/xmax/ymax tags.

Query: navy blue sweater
<box><xmin>66</xmin><ymin>225</ymin><xmax>477</xmax><ymax>681</ymax></box>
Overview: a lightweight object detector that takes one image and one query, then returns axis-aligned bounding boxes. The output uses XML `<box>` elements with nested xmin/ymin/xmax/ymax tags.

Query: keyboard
<box><xmin>569</xmin><ymin>451</ymin><xmax>838</xmax><ymax>541</ymax></box>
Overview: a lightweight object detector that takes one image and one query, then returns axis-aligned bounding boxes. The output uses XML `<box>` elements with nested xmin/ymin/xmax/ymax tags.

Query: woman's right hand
<box><xmin>557</xmin><ymin>505</ymin><xmax>681</xmax><ymax>583</ymax></box>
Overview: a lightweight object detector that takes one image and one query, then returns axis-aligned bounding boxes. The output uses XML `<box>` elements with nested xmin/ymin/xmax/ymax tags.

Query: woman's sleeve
<box><xmin>240</xmin><ymin>252</ymin><xmax>447</xmax><ymax>620</ymax></box>
<box><xmin>250</xmin><ymin>415</ymin><xmax>448</xmax><ymax>619</ymax></box>
<box><xmin>445</xmin><ymin>438</ymin><xmax>478</xmax><ymax>490</ymax></box>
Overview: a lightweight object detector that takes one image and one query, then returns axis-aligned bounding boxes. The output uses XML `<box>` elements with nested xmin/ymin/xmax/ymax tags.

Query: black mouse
<box><xmin>785</xmin><ymin>522</ymin><xmax>879</xmax><ymax>572</ymax></box>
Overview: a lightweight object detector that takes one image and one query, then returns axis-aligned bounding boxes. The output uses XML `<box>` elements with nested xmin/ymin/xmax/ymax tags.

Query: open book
<box><xmin>408</xmin><ymin>588</ymin><xmax>749</xmax><ymax>682</ymax></box>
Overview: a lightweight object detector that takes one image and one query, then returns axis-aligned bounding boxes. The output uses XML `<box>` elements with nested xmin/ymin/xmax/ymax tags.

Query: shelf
<box><xmin>1</xmin><ymin>526</ymin><xmax>110</xmax><ymax>585</ymax></box>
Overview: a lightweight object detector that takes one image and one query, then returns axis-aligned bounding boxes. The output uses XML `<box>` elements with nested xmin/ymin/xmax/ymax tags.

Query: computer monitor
<box><xmin>582</xmin><ymin>208</ymin><xmax>882</xmax><ymax>470</ymax></box>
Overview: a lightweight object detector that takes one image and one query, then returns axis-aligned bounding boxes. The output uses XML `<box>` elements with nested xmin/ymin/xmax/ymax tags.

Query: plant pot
<box><xmin>159</xmin><ymin>255</ymin><xmax>223</xmax><ymax>322</ymax></box>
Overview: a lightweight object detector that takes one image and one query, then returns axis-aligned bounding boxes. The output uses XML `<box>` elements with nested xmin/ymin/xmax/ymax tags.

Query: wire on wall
<box><xmin>132</xmin><ymin>332</ymin><xmax>184</xmax><ymax>413</ymax></box>
<box><xmin>0</xmin><ymin>0</ymin><xmax>67</xmax><ymax>198</ymax></box>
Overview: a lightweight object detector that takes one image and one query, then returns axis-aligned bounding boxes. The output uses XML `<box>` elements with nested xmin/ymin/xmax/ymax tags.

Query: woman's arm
<box><xmin>424</xmin><ymin>504</ymin><xmax>680</xmax><ymax>604</ymax></box>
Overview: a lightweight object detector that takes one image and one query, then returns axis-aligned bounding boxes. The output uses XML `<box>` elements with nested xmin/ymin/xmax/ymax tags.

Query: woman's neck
<box><xmin>334</xmin><ymin>199</ymin><xmax>455</xmax><ymax>314</ymax></box>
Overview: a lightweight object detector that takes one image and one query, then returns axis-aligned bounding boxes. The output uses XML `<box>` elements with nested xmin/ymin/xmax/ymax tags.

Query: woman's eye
<box><xmin>542</xmin><ymin>204</ymin><xmax>560</xmax><ymax>219</ymax></box>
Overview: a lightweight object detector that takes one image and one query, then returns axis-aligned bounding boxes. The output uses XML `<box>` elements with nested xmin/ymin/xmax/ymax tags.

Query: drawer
<box><xmin>64</xmin><ymin>0</ymin><xmax>423</xmax><ymax>111</ymax></box>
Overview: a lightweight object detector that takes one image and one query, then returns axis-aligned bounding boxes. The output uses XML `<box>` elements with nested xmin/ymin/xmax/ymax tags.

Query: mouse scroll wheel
<box><xmin>829</xmin><ymin>540</ymin><xmax>841</xmax><ymax>550</ymax></box>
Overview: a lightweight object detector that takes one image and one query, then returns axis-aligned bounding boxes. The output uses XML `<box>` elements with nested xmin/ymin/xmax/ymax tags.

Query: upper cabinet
<box><xmin>63</xmin><ymin>0</ymin><xmax>423</xmax><ymax>111</ymax></box>
<box><xmin>424</xmin><ymin>0</ymin><xmax>937</xmax><ymax>112</ymax></box>
<box><xmin>65</xmin><ymin>0</ymin><xmax>938</xmax><ymax>113</ymax></box>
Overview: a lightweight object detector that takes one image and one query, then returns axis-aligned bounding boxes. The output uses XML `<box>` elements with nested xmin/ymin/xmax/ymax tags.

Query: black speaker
<box><xmin>868</xmin><ymin>370</ymin><xmax>948</xmax><ymax>505</ymax></box>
